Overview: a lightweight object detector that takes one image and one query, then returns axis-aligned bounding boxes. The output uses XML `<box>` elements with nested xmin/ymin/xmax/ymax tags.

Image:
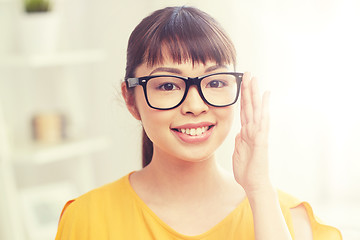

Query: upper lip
<box><xmin>171</xmin><ymin>122</ymin><xmax>215</xmax><ymax>130</ymax></box>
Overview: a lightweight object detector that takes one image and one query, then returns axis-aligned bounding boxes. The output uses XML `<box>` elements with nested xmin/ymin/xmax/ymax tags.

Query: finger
<box><xmin>251</xmin><ymin>77</ymin><xmax>261</xmax><ymax>124</ymax></box>
<box><xmin>240</xmin><ymin>101</ymin><xmax>246</xmax><ymax>126</ymax></box>
<box><xmin>241</xmin><ymin>72</ymin><xmax>253</xmax><ymax>124</ymax></box>
<box><xmin>240</xmin><ymin>73</ymin><xmax>249</xmax><ymax>126</ymax></box>
<box><xmin>260</xmin><ymin>91</ymin><xmax>271</xmax><ymax>134</ymax></box>
<box><xmin>240</xmin><ymin>86</ymin><xmax>246</xmax><ymax>126</ymax></box>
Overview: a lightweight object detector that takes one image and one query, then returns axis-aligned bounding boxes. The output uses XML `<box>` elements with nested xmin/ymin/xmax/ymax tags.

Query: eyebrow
<box><xmin>149</xmin><ymin>65</ymin><xmax>229</xmax><ymax>76</ymax></box>
<box><xmin>204</xmin><ymin>65</ymin><xmax>228</xmax><ymax>73</ymax></box>
<box><xmin>149</xmin><ymin>67</ymin><xmax>182</xmax><ymax>75</ymax></box>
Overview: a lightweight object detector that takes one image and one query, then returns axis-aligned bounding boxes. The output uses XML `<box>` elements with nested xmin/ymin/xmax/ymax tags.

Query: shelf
<box><xmin>0</xmin><ymin>49</ymin><xmax>105</xmax><ymax>68</ymax></box>
<box><xmin>12</xmin><ymin>136</ymin><xmax>110</xmax><ymax>164</ymax></box>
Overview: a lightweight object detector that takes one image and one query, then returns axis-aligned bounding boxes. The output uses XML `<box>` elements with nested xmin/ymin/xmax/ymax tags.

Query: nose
<box><xmin>180</xmin><ymin>86</ymin><xmax>209</xmax><ymax>115</ymax></box>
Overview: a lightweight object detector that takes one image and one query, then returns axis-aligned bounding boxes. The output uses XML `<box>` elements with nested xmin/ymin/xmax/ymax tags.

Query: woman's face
<box><xmin>132</xmin><ymin>55</ymin><xmax>236</xmax><ymax>164</ymax></box>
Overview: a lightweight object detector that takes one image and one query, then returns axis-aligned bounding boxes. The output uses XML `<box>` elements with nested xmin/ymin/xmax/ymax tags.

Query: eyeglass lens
<box><xmin>146</xmin><ymin>74</ymin><xmax>238</xmax><ymax>109</ymax></box>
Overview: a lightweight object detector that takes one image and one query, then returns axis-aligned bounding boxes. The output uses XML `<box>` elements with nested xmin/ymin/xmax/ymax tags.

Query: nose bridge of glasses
<box><xmin>185</xmin><ymin>77</ymin><xmax>202</xmax><ymax>90</ymax></box>
<box><xmin>183</xmin><ymin>77</ymin><xmax>207</xmax><ymax>105</ymax></box>
<box><xmin>184</xmin><ymin>77</ymin><xmax>202</xmax><ymax>94</ymax></box>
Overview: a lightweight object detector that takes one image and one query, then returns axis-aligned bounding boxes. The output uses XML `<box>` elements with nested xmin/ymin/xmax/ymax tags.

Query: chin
<box><xmin>176</xmin><ymin>152</ymin><xmax>215</xmax><ymax>164</ymax></box>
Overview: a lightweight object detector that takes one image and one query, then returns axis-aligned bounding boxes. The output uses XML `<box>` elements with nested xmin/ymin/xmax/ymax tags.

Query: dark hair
<box><xmin>124</xmin><ymin>6</ymin><xmax>237</xmax><ymax>167</ymax></box>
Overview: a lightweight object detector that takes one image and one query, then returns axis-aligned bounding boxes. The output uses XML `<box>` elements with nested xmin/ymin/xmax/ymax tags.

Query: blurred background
<box><xmin>0</xmin><ymin>0</ymin><xmax>359</xmax><ymax>239</ymax></box>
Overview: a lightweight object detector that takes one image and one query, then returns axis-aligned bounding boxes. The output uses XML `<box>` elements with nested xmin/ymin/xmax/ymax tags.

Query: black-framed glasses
<box><xmin>126</xmin><ymin>72</ymin><xmax>243</xmax><ymax>110</ymax></box>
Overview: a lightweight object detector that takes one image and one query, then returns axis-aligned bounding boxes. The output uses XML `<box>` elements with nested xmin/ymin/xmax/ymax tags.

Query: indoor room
<box><xmin>0</xmin><ymin>0</ymin><xmax>359</xmax><ymax>239</ymax></box>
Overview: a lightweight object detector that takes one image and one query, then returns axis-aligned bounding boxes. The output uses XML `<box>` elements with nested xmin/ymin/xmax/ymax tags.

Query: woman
<box><xmin>55</xmin><ymin>6</ymin><xmax>341</xmax><ymax>240</ymax></box>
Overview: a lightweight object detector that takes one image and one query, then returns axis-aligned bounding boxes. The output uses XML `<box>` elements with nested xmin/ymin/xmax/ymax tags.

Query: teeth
<box><xmin>195</xmin><ymin>128</ymin><xmax>202</xmax><ymax>135</ymax></box>
<box><xmin>178</xmin><ymin>126</ymin><xmax>210</xmax><ymax>136</ymax></box>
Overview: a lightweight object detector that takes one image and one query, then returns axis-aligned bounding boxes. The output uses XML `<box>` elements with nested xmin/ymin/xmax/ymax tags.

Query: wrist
<box><xmin>245</xmin><ymin>182</ymin><xmax>276</xmax><ymax>201</ymax></box>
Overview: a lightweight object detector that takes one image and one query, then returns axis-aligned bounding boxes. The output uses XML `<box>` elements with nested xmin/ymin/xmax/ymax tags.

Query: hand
<box><xmin>232</xmin><ymin>72</ymin><xmax>272</xmax><ymax>195</ymax></box>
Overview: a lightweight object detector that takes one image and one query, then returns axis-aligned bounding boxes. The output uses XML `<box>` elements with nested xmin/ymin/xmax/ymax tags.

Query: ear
<box><xmin>121</xmin><ymin>82</ymin><xmax>141</xmax><ymax>120</ymax></box>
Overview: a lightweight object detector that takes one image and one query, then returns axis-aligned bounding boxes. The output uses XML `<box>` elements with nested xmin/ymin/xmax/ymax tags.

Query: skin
<box><xmin>121</xmin><ymin>54</ymin><xmax>313</xmax><ymax>239</ymax></box>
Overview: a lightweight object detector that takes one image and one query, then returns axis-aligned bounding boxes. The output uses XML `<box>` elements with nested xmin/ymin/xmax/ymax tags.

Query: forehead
<box><xmin>144</xmin><ymin>42</ymin><xmax>233</xmax><ymax>67</ymax></box>
<box><xmin>136</xmin><ymin>61</ymin><xmax>231</xmax><ymax>77</ymax></box>
<box><xmin>136</xmin><ymin>47</ymin><xmax>232</xmax><ymax>76</ymax></box>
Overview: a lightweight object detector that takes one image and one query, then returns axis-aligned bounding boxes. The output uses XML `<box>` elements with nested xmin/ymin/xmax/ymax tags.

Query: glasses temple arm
<box><xmin>126</xmin><ymin>78</ymin><xmax>140</xmax><ymax>88</ymax></box>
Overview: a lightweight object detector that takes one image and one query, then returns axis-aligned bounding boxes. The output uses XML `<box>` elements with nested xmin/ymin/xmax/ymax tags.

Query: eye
<box><xmin>207</xmin><ymin>80</ymin><xmax>226</xmax><ymax>88</ymax></box>
<box><xmin>158</xmin><ymin>82</ymin><xmax>180</xmax><ymax>91</ymax></box>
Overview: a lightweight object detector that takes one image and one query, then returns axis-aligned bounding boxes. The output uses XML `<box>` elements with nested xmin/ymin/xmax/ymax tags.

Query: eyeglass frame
<box><xmin>125</xmin><ymin>72</ymin><xmax>243</xmax><ymax>110</ymax></box>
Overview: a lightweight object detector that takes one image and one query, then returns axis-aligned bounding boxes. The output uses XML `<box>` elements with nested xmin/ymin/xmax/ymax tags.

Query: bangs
<box><xmin>142</xmin><ymin>7</ymin><xmax>236</xmax><ymax>67</ymax></box>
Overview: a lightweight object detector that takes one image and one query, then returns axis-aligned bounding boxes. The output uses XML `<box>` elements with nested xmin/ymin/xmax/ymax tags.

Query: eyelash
<box><xmin>206</xmin><ymin>80</ymin><xmax>227</xmax><ymax>88</ymax></box>
<box><xmin>157</xmin><ymin>82</ymin><xmax>181</xmax><ymax>91</ymax></box>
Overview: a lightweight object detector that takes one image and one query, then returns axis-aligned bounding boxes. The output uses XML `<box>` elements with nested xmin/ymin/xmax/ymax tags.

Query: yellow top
<box><xmin>55</xmin><ymin>172</ymin><xmax>342</xmax><ymax>240</ymax></box>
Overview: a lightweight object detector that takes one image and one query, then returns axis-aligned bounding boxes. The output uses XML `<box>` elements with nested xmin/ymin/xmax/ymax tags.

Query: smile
<box><xmin>171</xmin><ymin>123</ymin><xmax>215</xmax><ymax>144</ymax></box>
<box><xmin>173</xmin><ymin>126</ymin><xmax>213</xmax><ymax>136</ymax></box>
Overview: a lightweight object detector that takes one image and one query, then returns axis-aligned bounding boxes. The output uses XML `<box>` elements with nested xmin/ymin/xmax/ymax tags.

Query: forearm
<box><xmin>247</xmin><ymin>185</ymin><xmax>292</xmax><ymax>240</ymax></box>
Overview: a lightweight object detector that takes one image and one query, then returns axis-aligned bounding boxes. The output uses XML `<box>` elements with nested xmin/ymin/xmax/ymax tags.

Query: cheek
<box><xmin>134</xmin><ymin>87</ymin><xmax>173</xmax><ymax>137</ymax></box>
<box><xmin>140</xmin><ymin>111</ymin><xmax>175</xmax><ymax>150</ymax></box>
<box><xmin>134</xmin><ymin>87</ymin><xmax>146</xmax><ymax>109</ymax></box>
<box><xmin>134</xmin><ymin>87</ymin><xmax>153</xmax><ymax>120</ymax></box>
<box><xmin>217</xmin><ymin>106</ymin><xmax>236</xmax><ymax>135</ymax></box>
<box><xmin>219</xmin><ymin>106</ymin><xmax>235</xmax><ymax>123</ymax></box>
<box><xmin>135</xmin><ymin>87</ymin><xmax>157</xmax><ymax>119</ymax></box>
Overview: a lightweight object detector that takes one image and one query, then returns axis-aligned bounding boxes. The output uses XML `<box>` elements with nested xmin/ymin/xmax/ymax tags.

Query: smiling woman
<box><xmin>55</xmin><ymin>6</ymin><xmax>342</xmax><ymax>240</ymax></box>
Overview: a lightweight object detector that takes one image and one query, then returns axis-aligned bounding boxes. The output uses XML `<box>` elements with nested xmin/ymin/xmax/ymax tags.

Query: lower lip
<box><xmin>171</xmin><ymin>126</ymin><xmax>214</xmax><ymax>144</ymax></box>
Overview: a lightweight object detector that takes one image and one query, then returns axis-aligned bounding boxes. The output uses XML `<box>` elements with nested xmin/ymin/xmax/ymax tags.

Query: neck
<box><xmin>137</xmin><ymin>147</ymin><xmax>232</xmax><ymax>203</ymax></box>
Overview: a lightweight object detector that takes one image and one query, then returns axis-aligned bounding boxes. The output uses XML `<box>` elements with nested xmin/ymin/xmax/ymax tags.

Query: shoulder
<box><xmin>55</xmin><ymin>173</ymin><xmax>135</xmax><ymax>239</ymax></box>
<box><xmin>72</xmin><ymin>174</ymin><xmax>128</xmax><ymax>205</ymax></box>
<box><xmin>290</xmin><ymin>204</ymin><xmax>313</xmax><ymax>240</ymax></box>
<box><xmin>277</xmin><ymin>190</ymin><xmax>342</xmax><ymax>240</ymax></box>
<box><xmin>56</xmin><ymin>174</ymin><xmax>133</xmax><ymax>233</ymax></box>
